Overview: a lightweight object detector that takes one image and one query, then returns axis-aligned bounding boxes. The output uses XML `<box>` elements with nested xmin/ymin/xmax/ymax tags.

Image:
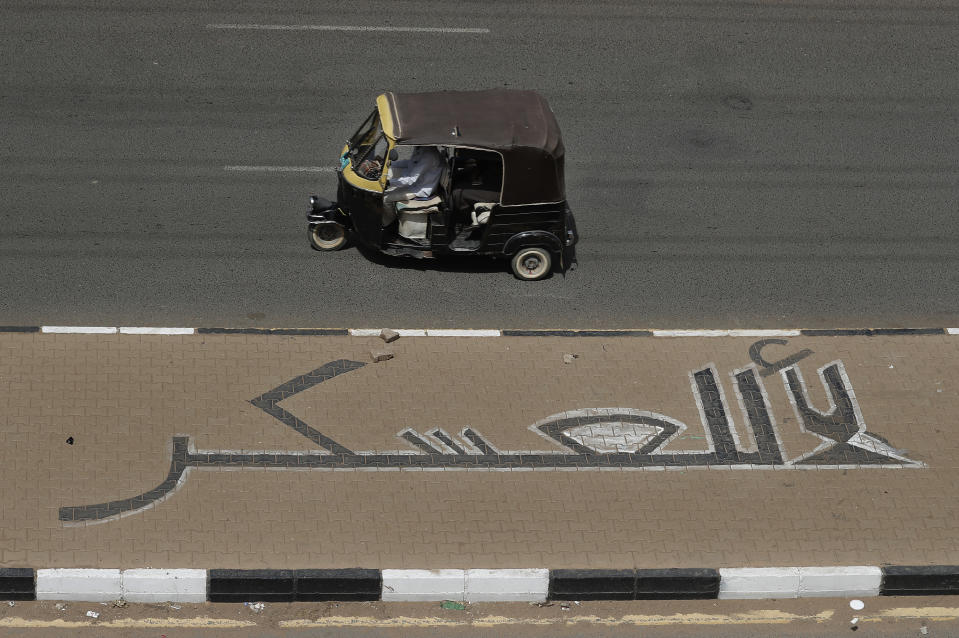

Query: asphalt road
<box><xmin>2</xmin><ymin>0</ymin><xmax>958</xmax><ymax>328</ymax></box>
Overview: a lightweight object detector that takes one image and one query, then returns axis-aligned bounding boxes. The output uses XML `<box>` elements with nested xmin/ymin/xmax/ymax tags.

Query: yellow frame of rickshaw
<box><xmin>339</xmin><ymin>95</ymin><xmax>398</xmax><ymax>193</ymax></box>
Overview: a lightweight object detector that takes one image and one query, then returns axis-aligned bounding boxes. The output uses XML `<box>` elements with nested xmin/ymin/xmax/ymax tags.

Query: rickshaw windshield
<box><xmin>347</xmin><ymin>110</ymin><xmax>382</xmax><ymax>167</ymax></box>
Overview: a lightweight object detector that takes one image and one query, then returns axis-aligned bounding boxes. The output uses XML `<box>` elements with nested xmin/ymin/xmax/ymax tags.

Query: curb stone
<box><xmin>4</xmin><ymin>566</ymin><xmax>958</xmax><ymax>602</ymax></box>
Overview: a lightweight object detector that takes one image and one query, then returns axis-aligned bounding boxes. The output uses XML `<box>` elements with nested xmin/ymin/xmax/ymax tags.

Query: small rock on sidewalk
<box><xmin>371</xmin><ymin>350</ymin><xmax>394</xmax><ymax>363</ymax></box>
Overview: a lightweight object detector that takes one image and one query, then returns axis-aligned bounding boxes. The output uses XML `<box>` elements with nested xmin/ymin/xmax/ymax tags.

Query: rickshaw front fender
<box><xmin>503</xmin><ymin>231</ymin><xmax>563</xmax><ymax>256</ymax></box>
<box><xmin>307</xmin><ymin>196</ymin><xmax>352</xmax><ymax>229</ymax></box>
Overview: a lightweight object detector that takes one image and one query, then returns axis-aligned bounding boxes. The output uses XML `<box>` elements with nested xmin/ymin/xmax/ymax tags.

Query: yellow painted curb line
<box><xmin>281</xmin><ymin>609</ymin><xmax>834</xmax><ymax>628</ymax></box>
<box><xmin>861</xmin><ymin>607</ymin><xmax>959</xmax><ymax>622</ymax></box>
<box><xmin>0</xmin><ymin>617</ymin><xmax>255</xmax><ymax>629</ymax></box>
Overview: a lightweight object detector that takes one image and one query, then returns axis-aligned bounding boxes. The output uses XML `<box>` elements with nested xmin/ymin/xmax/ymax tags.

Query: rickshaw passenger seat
<box><xmin>396</xmin><ymin>196</ymin><xmax>442</xmax><ymax>211</ymax></box>
<box><xmin>396</xmin><ymin>196</ymin><xmax>442</xmax><ymax>241</ymax></box>
<box><xmin>452</xmin><ymin>187</ymin><xmax>500</xmax><ymax>215</ymax></box>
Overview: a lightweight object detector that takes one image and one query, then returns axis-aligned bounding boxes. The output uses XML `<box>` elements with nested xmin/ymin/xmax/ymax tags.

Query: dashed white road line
<box><xmin>653</xmin><ymin>329</ymin><xmax>801</xmax><ymax>337</ymax></box>
<box><xmin>207</xmin><ymin>24</ymin><xmax>490</xmax><ymax>34</ymax></box>
<box><xmin>224</xmin><ymin>166</ymin><xmax>336</xmax><ymax>173</ymax></box>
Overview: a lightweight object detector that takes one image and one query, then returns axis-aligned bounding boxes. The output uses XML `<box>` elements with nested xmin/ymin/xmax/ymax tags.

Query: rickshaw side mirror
<box><xmin>389</xmin><ymin>149</ymin><xmax>399</xmax><ymax>161</ymax></box>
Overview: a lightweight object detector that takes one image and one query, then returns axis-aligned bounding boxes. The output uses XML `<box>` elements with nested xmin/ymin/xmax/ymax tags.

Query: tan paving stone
<box><xmin>1</xmin><ymin>333</ymin><xmax>958</xmax><ymax>569</ymax></box>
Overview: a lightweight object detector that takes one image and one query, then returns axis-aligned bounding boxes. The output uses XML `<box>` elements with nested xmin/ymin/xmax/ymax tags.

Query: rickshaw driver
<box><xmin>383</xmin><ymin>145</ymin><xmax>444</xmax><ymax>207</ymax></box>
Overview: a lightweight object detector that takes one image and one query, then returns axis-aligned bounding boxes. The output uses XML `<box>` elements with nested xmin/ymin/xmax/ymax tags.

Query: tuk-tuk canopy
<box><xmin>377</xmin><ymin>89</ymin><xmax>566</xmax><ymax>206</ymax></box>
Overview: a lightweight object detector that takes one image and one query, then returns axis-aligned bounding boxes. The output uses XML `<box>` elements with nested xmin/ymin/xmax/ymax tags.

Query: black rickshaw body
<box><xmin>308</xmin><ymin>89</ymin><xmax>577</xmax><ymax>278</ymax></box>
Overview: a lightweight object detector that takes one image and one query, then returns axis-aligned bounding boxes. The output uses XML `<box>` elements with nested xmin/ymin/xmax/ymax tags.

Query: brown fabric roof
<box><xmin>382</xmin><ymin>89</ymin><xmax>566</xmax><ymax>205</ymax></box>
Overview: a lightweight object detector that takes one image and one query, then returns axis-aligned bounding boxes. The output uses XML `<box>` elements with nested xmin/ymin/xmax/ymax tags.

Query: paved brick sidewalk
<box><xmin>1</xmin><ymin>333</ymin><xmax>956</xmax><ymax>569</ymax></box>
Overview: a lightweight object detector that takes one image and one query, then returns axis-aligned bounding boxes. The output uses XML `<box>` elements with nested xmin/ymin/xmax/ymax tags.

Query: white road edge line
<box><xmin>119</xmin><ymin>327</ymin><xmax>196</xmax><ymax>335</ymax></box>
<box><xmin>653</xmin><ymin>329</ymin><xmax>801</xmax><ymax>337</ymax></box>
<box><xmin>948</xmin><ymin>328</ymin><xmax>959</xmax><ymax>335</ymax></box>
<box><xmin>207</xmin><ymin>23</ymin><xmax>490</xmax><ymax>34</ymax></box>
<box><xmin>41</xmin><ymin>326</ymin><xmax>117</xmax><ymax>334</ymax></box>
<box><xmin>427</xmin><ymin>329</ymin><xmax>502</xmax><ymax>337</ymax></box>
<box><xmin>224</xmin><ymin>166</ymin><xmax>336</xmax><ymax>172</ymax></box>
<box><xmin>31</xmin><ymin>327</ymin><xmax>946</xmax><ymax>337</ymax></box>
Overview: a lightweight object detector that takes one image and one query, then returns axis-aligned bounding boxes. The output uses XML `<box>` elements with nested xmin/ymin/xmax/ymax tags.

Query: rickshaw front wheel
<box><xmin>510</xmin><ymin>247</ymin><xmax>552</xmax><ymax>281</ymax></box>
<box><xmin>309</xmin><ymin>223</ymin><xmax>348</xmax><ymax>251</ymax></box>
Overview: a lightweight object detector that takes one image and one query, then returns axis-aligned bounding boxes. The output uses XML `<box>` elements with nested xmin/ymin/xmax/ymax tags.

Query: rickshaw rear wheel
<box><xmin>510</xmin><ymin>247</ymin><xmax>552</xmax><ymax>281</ymax></box>
<box><xmin>309</xmin><ymin>223</ymin><xmax>348</xmax><ymax>251</ymax></box>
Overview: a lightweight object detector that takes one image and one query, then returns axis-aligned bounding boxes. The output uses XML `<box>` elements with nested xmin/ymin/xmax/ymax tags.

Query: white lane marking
<box><xmin>948</xmin><ymin>328</ymin><xmax>959</xmax><ymax>335</ymax></box>
<box><xmin>207</xmin><ymin>23</ymin><xmax>490</xmax><ymax>34</ymax></box>
<box><xmin>119</xmin><ymin>327</ymin><xmax>195</xmax><ymax>335</ymax></box>
<box><xmin>653</xmin><ymin>329</ymin><xmax>801</xmax><ymax>337</ymax></box>
<box><xmin>426</xmin><ymin>329</ymin><xmax>502</xmax><ymax>337</ymax></box>
<box><xmin>224</xmin><ymin>165</ymin><xmax>336</xmax><ymax>173</ymax></box>
<box><xmin>41</xmin><ymin>326</ymin><xmax>117</xmax><ymax>334</ymax></box>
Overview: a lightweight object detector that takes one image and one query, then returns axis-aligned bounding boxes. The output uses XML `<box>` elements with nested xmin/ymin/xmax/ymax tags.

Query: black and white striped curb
<box><xmin>1</xmin><ymin>326</ymin><xmax>958</xmax><ymax>336</ymax></box>
<box><xmin>3</xmin><ymin>566</ymin><xmax>958</xmax><ymax>602</ymax></box>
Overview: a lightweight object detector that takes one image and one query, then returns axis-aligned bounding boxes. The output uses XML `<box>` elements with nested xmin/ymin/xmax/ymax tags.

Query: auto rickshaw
<box><xmin>307</xmin><ymin>89</ymin><xmax>577</xmax><ymax>280</ymax></box>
